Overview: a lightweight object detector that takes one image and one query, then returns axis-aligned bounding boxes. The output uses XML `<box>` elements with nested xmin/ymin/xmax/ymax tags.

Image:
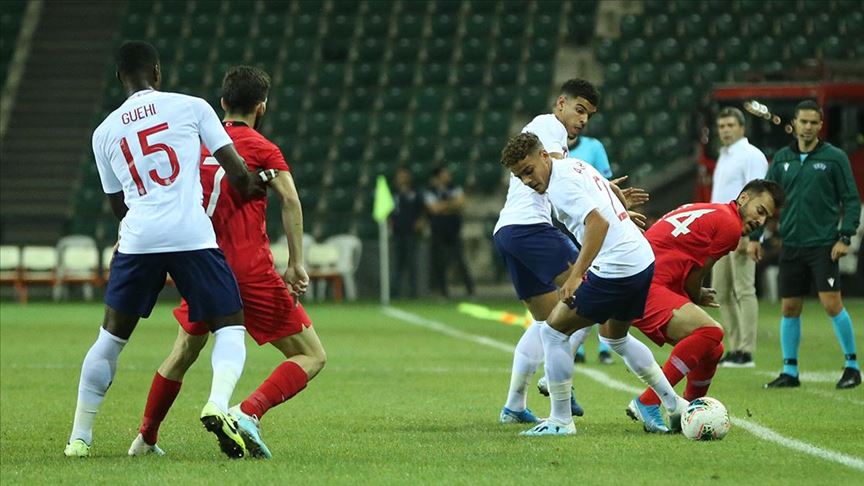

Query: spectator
<box><xmin>390</xmin><ymin>167</ymin><xmax>424</xmax><ymax>298</ymax></box>
<box><xmin>425</xmin><ymin>166</ymin><xmax>475</xmax><ymax>299</ymax></box>
<box><xmin>710</xmin><ymin>107</ymin><xmax>768</xmax><ymax>368</ymax></box>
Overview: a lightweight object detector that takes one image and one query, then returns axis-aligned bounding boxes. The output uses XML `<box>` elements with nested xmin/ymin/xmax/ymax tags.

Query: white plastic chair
<box><xmin>270</xmin><ymin>235</ymin><xmax>290</xmax><ymax>274</ymax></box>
<box><xmin>324</xmin><ymin>234</ymin><xmax>362</xmax><ymax>301</ymax></box>
<box><xmin>306</xmin><ymin>242</ymin><xmax>344</xmax><ymax>301</ymax></box>
<box><xmin>55</xmin><ymin>235</ymin><xmax>100</xmax><ymax>301</ymax></box>
<box><xmin>19</xmin><ymin>246</ymin><xmax>58</xmax><ymax>303</ymax></box>
<box><xmin>0</xmin><ymin>245</ymin><xmax>23</xmax><ymax>301</ymax></box>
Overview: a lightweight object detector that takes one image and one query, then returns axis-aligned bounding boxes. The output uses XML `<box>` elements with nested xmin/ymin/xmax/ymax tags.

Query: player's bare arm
<box><xmin>271</xmin><ymin>170</ymin><xmax>309</xmax><ymax>296</ymax></box>
<box><xmin>684</xmin><ymin>257</ymin><xmax>719</xmax><ymax>307</ymax></box>
<box><xmin>559</xmin><ymin>209</ymin><xmax>608</xmax><ymax>305</ymax></box>
<box><xmin>107</xmin><ymin>191</ymin><xmax>129</xmax><ymax>220</ymax></box>
<box><xmin>213</xmin><ymin>144</ymin><xmax>267</xmax><ymax>199</ymax></box>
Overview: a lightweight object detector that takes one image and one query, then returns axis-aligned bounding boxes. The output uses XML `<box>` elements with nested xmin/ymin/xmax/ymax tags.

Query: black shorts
<box><xmin>778</xmin><ymin>245</ymin><xmax>841</xmax><ymax>297</ymax></box>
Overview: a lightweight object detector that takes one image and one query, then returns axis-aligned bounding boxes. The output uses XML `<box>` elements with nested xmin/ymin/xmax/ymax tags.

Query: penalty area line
<box><xmin>382</xmin><ymin>306</ymin><xmax>864</xmax><ymax>472</ymax></box>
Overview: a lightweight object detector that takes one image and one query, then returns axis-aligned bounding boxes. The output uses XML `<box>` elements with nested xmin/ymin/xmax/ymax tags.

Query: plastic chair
<box><xmin>324</xmin><ymin>234</ymin><xmax>362</xmax><ymax>301</ymax></box>
<box><xmin>54</xmin><ymin>235</ymin><xmax>100</xmax><ymax>301</ymax></box>
<box><xmin>0</xmin><ymin>245</ymin><xmax>23</xmax><ymax>301</ymax></box>
<box><xmin>306</xmin><ymin>242</ymin><xmax>344</xmax><ymax>301</ymax></box>
<box><xmin>18</xmin><ymin>246</ymin><xmax>58</xmax><ymax>303</ymax></box>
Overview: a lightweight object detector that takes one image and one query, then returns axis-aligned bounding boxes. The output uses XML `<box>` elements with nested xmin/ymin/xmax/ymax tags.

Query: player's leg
<box><xmin>713</xmin><ymin>253</ymin><xmax>741</xmax><ymax>364</ymax></box>
<box><xmin>66</xmin><ymin>252</ymin><xmax>165</xmax><ymax>457</ymax></box>
<box><xmin>637</xmin><ymin>303</ymin><xmax>724</xmax><ymax>404</ymax></box>
<box><xmin>170</xmin><ymin>249</ymin><xmax>247</xmax><ymax>458</ymax></box>
<box><xmin>766</xmin><ymin>246</ymin><xmax>810</xmax><ymax>388</ymax></box>
<box><xmin>132</xmin><ymin>302</ymin><xmax>209</xmax><ymax>454</ymax></box>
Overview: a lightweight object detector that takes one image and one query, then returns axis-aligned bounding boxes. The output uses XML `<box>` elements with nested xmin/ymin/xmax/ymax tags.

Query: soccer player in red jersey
<box><xmin>128</xmin><ymin>66</ymin><xmax>326</xmax><ymax>458</ymax></box>
<box><xmin>626</xmin><ymin>179</ymin><xmax>784</xmax><ymax>433</ymax></box>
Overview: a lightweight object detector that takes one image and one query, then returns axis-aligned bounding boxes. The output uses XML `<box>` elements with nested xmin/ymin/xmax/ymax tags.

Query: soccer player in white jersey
<box><xmin>64</xmin><ymin>41</ymin><xmax>267</xmax><ymax>459</ymax></box>
<box><xmin>495</xmin><ymin>80</ymin><xmax>599</xmax><ymax>424</ymax></box>
<box><xmin>501</xmin><ymin>132</ymin><xmax>688</xmax><ymax>436</ymax></box>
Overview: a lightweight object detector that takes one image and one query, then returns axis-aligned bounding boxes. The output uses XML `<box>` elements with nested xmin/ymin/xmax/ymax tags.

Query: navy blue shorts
<box><xmin>494</xmin><ymin>223</ymin><xmax>579</xmax><ymax>300</ymax></box>
<box><xmin>105</xmin><ymin>248</ymin><xmax>243</xmax><ymax>322</ymax></box>
<box><xmin>568</xmin><ymin>263</ymin><xmax>655</xmax><ymax>323</ymax></box>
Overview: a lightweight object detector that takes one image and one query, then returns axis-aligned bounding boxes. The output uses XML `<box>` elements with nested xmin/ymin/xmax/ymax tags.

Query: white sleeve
<box><xmin>550</xmin><ymin>166</ymin><xmax>598</xmax><ymax>225</ymax></box>
<box><xmin>193</xmin><ymin>97</ymin><xmax>233</xmax><ymax>154</ymax></box>
<box><xmin>746</xmin><ymin>147</ymin><xmax>769</xmax><ymax>181</ymax></box>
<box><xmin>92</xmin><ymin>129</ymin><xmax>122</xmax><ymax>194</ymax></box>
<box><xmin>523</xmin><ymin>118</ymin><xmax>567</xmax><ymax>156</ymax></box>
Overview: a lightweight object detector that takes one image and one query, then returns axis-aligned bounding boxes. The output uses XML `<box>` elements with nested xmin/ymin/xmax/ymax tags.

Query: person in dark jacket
<box><xmin>424</xmin><ymin>166</ymin><xmax>475</xmax><ymax>298</ymax></box>
<box><xmin>390</xmin><ymin>167</ymin><xmax>424</xmax><ymax>298</ymax></box>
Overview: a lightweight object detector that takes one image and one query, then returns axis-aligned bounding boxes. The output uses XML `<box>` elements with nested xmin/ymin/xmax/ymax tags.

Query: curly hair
<box><xmin>500</xmin><ymin>132</ymin><xmax>542</xmax><ymax>168</ymax></box>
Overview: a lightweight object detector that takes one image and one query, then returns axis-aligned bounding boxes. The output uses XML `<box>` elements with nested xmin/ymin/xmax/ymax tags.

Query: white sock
<box><xmin>600</xmin><ymin>334</ymin><xmax>678</xmax><ymax>411</ymax></box>
<box><xmin>69</xmin><ymin>327</ymin><xmax>127</xmax><ymax>444</ymax></box>
<box><xmin>540</xmin><ymin>324</ymin><xmax>574</xmax><ymax>424</ymax></box>
<box><xmin>504</xmin><ymin>320</ymin><xmax>545</xmax><ymax>411</ymax></box>
<box><xmin>568</xmin><ymin>326</ymin><xmax>592</xmax><ymax>356</ymax></box>
<box><xmin>208</xmin><ymin>326</ymin><xmax>246</xmax><ymax>412</ymax></box>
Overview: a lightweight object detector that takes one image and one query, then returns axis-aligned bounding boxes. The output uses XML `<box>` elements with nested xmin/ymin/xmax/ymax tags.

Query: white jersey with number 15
<box><xmin>92</xmin><ymin>89</ymin><xmax>233</xmax><ymax>254</ymax></box>
<box><xmin>546</xmin><ymin>158</ymin><xmax>654</xmax><ymax>279</ymax></box>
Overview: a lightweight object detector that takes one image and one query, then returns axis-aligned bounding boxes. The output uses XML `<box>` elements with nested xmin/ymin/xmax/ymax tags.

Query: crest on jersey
<box><xmin>812</xmin><ymin>162</ymin><xmax>827</xmax><ymax>171</ymax></box>
<box><xmin>828</xmin><ymin>278</ymin><xmax>835</xmax><ymax>287</ymax></box>
<box><xmin>783</xmin><ymin>163</ymin><xmax>789</xmax><ymax>171</ymax></box>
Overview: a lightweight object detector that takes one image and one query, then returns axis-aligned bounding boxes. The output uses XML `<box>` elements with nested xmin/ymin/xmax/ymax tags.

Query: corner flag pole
<box><xmin>372</xmin><ymin>175</ymin><xmax>395</xmax><ymax>306</ymax></box>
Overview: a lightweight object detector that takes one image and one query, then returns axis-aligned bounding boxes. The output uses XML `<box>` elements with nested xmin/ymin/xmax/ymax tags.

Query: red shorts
<box><xmin>631</xmin><ymin>283</ymin><xmax>691</xmax><ymax>347</ymax></box>
<box><xmin>174</xmin><ymin>271</ymin><xmax>312</xmax><ymax>345</ymax></box>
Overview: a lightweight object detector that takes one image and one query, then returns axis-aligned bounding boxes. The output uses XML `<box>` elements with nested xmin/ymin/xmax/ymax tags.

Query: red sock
<box><xmin>684</xmin><ymin>343</ymin><xmax>724</xmax><ymax>401</ymax></box>
<box><xmin>139</xmin><ymin>372</ymin><xmax>182</xmax><ymax>445</ymax></box>
<box><xmin>639</xmin><ymin>326</ymin><xmax>724</xmax><ymax>406</ymax></box>
<box><xmin>240</xmin><ymin>361</ymin><xmax>308</xmax><ymax>419</ymax></box>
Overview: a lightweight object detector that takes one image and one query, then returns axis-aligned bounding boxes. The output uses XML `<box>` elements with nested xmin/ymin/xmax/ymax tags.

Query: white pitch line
<box><xmin>382</xmin><ymin>307</ymin><xmax>864</xmax><ymax>472</ymax></box>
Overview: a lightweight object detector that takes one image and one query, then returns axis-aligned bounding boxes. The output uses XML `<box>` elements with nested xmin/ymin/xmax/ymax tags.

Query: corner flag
<box><xmin>372</xmin><ymin>175</ymin><xmax>395</xmax><ymax>223</ymax></box>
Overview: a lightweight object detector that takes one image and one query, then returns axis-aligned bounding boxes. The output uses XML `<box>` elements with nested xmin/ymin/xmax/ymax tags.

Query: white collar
<box><xmin>721</xmin><ymin>137</ymin><xmax>749</xmax><ymax>155</ymax></box>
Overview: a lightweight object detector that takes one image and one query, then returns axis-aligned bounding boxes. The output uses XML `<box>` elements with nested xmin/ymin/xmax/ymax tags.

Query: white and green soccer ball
<box><xmin>681</xmin><ymin>397</ymin><xmax>731</xmax><ymax>441</ymax></box>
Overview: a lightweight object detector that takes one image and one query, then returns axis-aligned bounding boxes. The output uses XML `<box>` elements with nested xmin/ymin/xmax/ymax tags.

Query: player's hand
<box><xmin>621</xmin><ymin>187</ymin><xmax>649</xmax><ymax>208</ymax></box>
<box><xmin>231</xmin><ymin>170</ymin><xmax>268</xmax><ymax>199</ymax></box>
<box><xmin>258</xmin><ymin>168</ymin><xmax>279</xmax><ymax>184</ymax></box>
<box><xmin>831</xmin><ymin>240</ymin><xmax>849</xmax><ymax>261</ymax></box>
<box><xmin>609</xmin><ymin>175</ymin><xmax>629</xmax><ymax>186</ymax></box>
<box><xmin>747</xmin><ymin>241</ymin><xmax>763</xmax><ymax>263</ymax></box>
<box><xmin>699</xmin><ymin>287</ymin><xmax>719</xmax><ymax>308</ymax></box>
<box><xmin>628</xmin><ymin>210</ymin><xmax>647</xmax><ymax>228</ymax></box>
<box><xmin>735</xmin><ymin>237</ymin><xmax>749</xmax><ymax>255</ymax></box>
<box><xmin>283</xmin><ymin>263</ymin><xmax>309</xmax><ymax>303</ymax></box>
<box><xmin>558</xmin><ymin>273</ymin><xmax>583</xmax><ymax>306</ymax></box>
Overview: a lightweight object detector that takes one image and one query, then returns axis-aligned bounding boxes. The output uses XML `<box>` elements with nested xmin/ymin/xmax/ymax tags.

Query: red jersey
<box><xmin>645</xmin><ymin>202</ymin><xmax>743</xmax><ymax>292</ymax></box>
<box><xmin>199</xmin><ymin>121</ymin><xmax>290</xmax><ymax>282</ymax></box>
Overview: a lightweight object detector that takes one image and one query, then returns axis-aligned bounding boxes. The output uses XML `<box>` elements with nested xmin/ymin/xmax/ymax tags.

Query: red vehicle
<box><xmin>696</xmin><ymin>82</ymin><xmax>864</xmax><ymax>202</ymax></box>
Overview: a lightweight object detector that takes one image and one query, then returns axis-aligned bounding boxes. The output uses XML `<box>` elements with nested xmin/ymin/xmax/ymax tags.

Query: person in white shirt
<box><xmin>710</xmin><ymin>107</ymin><xmax>768</xmax><ymax>368</ymax></box>
<box><xmin>64</xmin><ymin>41</ymin><xmax>268</xmax><ymax>459</ymax></box>
<box><xmin>500</xmin><ymin>132</ymin><xmax>688</xmax><ymax>436</ymax></box>
<box><xmin>495</xmin><ymin>80</ymin><xmax>599</xmax><ymax>424</ymax></box>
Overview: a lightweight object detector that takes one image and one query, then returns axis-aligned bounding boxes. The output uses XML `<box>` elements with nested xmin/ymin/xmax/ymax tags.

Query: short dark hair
<box><xmin>794</xmin><ymin>99</ymin><xmax>822</xmax><ymax>120</ymax></box>
<box><xmin>741</xmin><ymin>179</ymin><xmax>785</xmax><ymax>210</ymax></box>
<box><xmin>116</xmin><ymin>40</ymin><xmax>159</xmax><ymax>76</ymax></box>
<box><xmin>500</xmin><ymin>132</ymin><xmax>542</xmax><ymax>168</ymax></box>
<box><xmin>717</xmin><ymin>107</ymin><xmax>745</xmax><ymax>126</ymax></box>
<box><xmin>221</xmin><ymin>66</ymin><xmax>271</xmax><ymax>115</ymax></box>
<box><xmin>559</xmin><ymin>79</ymin><xmax>600</xmax><ymax>106</ymax></box>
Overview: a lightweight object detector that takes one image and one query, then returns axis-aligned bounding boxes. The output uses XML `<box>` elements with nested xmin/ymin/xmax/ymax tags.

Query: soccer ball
<box><xmin>680</xmin><ymin>397</ymin><xmax>731</xmax><ymax>441</ymax></box>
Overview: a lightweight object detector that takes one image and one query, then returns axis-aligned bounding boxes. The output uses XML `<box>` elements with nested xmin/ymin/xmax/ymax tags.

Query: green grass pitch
<box><xmin>1</xmin><ymin>298</ymin><xmax>862</xmax><ymax>484</ymax></box>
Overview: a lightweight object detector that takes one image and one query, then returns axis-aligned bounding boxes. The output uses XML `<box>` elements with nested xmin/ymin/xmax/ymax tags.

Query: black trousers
<box><xmin>429</xmin><ymin>233</ymin><xmax>475</xmax><ymax>297</ymax></box>
<box><xmin>392</xmin><ymin>233</ymin><xmax>419</xmax><ymax>298</ymax></box>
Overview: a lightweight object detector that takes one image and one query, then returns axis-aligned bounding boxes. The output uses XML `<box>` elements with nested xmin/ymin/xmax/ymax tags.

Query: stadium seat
<box><xmin>820</xmin><ymin>36</ymin><xmax>848</xmax><ymax>59</ymax></box>
<box><xmin>286</xmin><ymin>38</ymin><xmax>317</xmax><ymax>62</ymax></box>
<box><xmin>613</xmin><ymin>113</ymin><xmax>639</xmax><ymax>138</ymax></box>
<box><xmin>407</xmin><ymin>136</ymin><xmax>438</xmax><ymax>162</ymax></box>
<box><xmin>17</xmin><ymin>246</ymin><xmax>57</xmax><ymax>304</ymax></box>
<box><xmin>154</xmin><ymin>14</ymin><xmax>182</xmax><ymax>38</ymax></box>
<box><xmin>356</xmin><ymin>38</ymin><xmax>386</xmax><ymax>62</ymax></box>
<box><xmin>494</xmin><ymin>37</ymin><xmax>519</xmax><ymax>61</ymax></box>
<box><xmin>218</xmin><ymin>38</ymin><xmax>247</xmax><ymax>64</ymax></box>
<box><xmin>568</xmin><ymin>12</ymin><xmax>593</xmax><ymax>44</ymax></box>
<box><xmin>253</xmin><ymin>37</ymin><xmax>280</xmax><ymax>65</ymax></box>
<box><xmin>842</xmin><ymin>11</ymin><xmax>863</xmax><ymax>37</ymax></box>
<box><xmin>446</xmin><ymin>111</ymin><xmax>477</xmax><ymax>136</ymax></box>
<box><xmin>619</xmin><ymin>14</ymin><xmax>640</xmax><ymax>39</ymax></box>
<box><xmin>327</xmin><ymin>14</ymin><xmax>357</xmax><ymax>39</ymax></box>
<box><xmin>390</xmin><ymin>37</ymin><xmax>421</xmax><ymax>63</ymax></box>
<box><xmin>776</xmin><ymin>12</ymin><xmax>806</xmax><ymax>37</ymax></box>
<box><xmin>223</xmin><ymin>13</ymin><xmax>250</xmax><ymax>38</ymax></box>
<box><xmin>317</xmin><ymin>63</ymin><xmax>346</xmax><ymax>88</ymax></box>
<box><xmin>520</xmin><ymin>86</ymin><xmax>549</xmax><ymax>116</ymax></box>
<box><xmin>480</xmin><ymin>111</ymin><xmax>510</xmax><ymax>137</ymax></box>
<box><xmin>712</xmin><ymin>13</ymin><xmax>735</xmax><ymax>37</ymax></box>
<box><xmin>810</xmin><ymin>12</ymin><xmax>834</xmax><ymax>38</ymax></box>
<box><xmin>624</xmin><ymin>38</ymin><xmax>649</xmax><ymax>63</ymax></box>
<box><xmin>530</xmin><ymin>13</ymin><xmax>558</xmax><ymax>39</ymax></box>
<box><xmin>672</xmin><ymin>85</ymin><xmax>698</xmax><ymax>112</ymax></box>
<box><xmin>345</xmin><ymin>87</ymin><xmax>375</xmax><ymax>110</ymax></box>
<box><xmin>276</xmin><ymin>85</ymin><xmax>304</xmax><ymax>111</ymax></box>
<box><xmin>425</xmin><ymin>37</ymin><xmax>454</xmax><ymax>63</ymax></box>
<box><xmin>321</xmin><ymin>38</ymin><xmax>351</xmax><ymax>62</ymax></box>
<box><xmin>323</xmin><ymin>234</ymin><xmax>363</xmax><ymax>301</ymax></box>
<box><xmin>603</xmin><ymin>86</ymin><xmax>634</xmax><ymax>113</ymax></box>
<box><xmin>310</xmin><ymin>87</ymin><xmax>340</xmax><ymax>111</ymax></box>
<box><xmin>465</xmin><ymin>13</ymin><xmax>492</xmax><ymax>37</ymax></box>
<box><xmin>499</xmin><ymin>13</ymin><xmax>525</xmax><ymax>37</ymax></box>
<box><xmin>662</xmin><ymin>62</ymin><xmax>688</xmax><ymax>87</ymax></box>
<box><xmin>454</xmin><ymin>63</ymin><xmax>485</xmax><ymax>87</ymax></box>
<box><xmin>583</xmin><ymin>112</ymin><xmax>606</xmax><ymax>137</ymax></box>
<box><xmin>655</xmin><ymin>37</ymin><xmax>681</xmax><ymax>63</ymax></box>
<box><xmin>695</xmin><ymin>62</ymin><xmax>721</xmax><ymax>87</ymax></box>
<box><xmin>412</xmin><ymin>112</ymin><xmax>442</xmax><ymax>137</ymax></box>
<box><xmin>639</xmin><ymin>86</ymin><xmax>665</xmax><ymax>112</ymax></box>
<box><xmin>442</xmin><ymin>137</ymin><xmax>469</xmax><ymax>162</ymax></box>
<box><xmin>282</xmin><ymin>62</ymin><xmax>309</xmax><ymax>86</ymax></box>
<box><xmin>524</xmin><ymin>62</ymin><xmax>552</xmax><ymax>87</ymax></box>
<box><xmin>183</xmin><ymin>38</ymin><xmax>210</xmax><ymax>63</ymax></box>
<box><xmin>594</xmin><ymin>38</ymin><xmax>619</xmax><ymax>64</ymax></box>
<box><xmin>331</xmin><ymin>160</ymin><xmax>364</xmax><ymax>185</ymax></box>
<box><xmin>362</xmin><ymin>13</ymin><xmax>390</xmax><ymax>38</ymax></box>
<box><xmin>341</xmin><ymin>111</ymin><xmax>370</xmax><ymax>137</ymax></box>
<box><xmin>122</xmin><ymin>13</ymin><xmax>149</xmax><ymax>39</ymax></box>
<box><xmin>648</xmin><ymin>14</ymin><xmax>673</xmax><ymax>38</ymax></box>
<box><xmin>450</xmin><ymin>86</ymin><xmax>483</xmax><ymax>110</ymax></box>
<box><xmin>292</xmin><ymin>13</ymin><xmax>320</xmax><ymax>38</ymax></box>
<box><xmin>786</xmin><ymin>35</ymin><xmax>812</xmax><ymax>60</ymax></box>
<box><xmin>431</xmin><ymin>14</ymin><xmax>457</xmax><ymax>37</ymax></box>
<box><xmin>414</xmin><ymin>86</ymin><xmax>446</xmax><ymax>111</ymax></box>
<box><xmin>395</xmin><ymin>14</ymin><xmax>423</xmax><ymax>38</ymax></box>
<box><xmin>721</xmin><ymin>36</ymin><xmax>746</xmax><ymax>61</ymax></box>
<box><xmin>177</xmin><ymin>62</ymin><xmax>206</xmax><ymax>88</ymax></box>
<box><xmin>0</xmin><ymin>245</ymin><xmax>23</xmax><ymax>301</ymax></box>
<box><xmin>751</xmin><ymin>36</ymin><xmax>782</xmax><ymax>64</ymax></box>
<box><xmin>647</xmin><ymin>111</ymin><xmax>675</xmax><ymax>136</ymax></box>
<box><xmin>55</xmin><ymin>235</ymin><xmax>100</xmax><ymax>301</ymax></box>
<box><xmin>679</xmin><ymin>14</ymin><xmax>706</xmax><ymax>40</ymax></box>
<box><xmin>603</xmin><ymin>62</ymin><xmax>627</xmax><ymax>87</ymax></box>
<box><xmin>491</xmin><ymin>62</ymin><xmax>518</xmax><ymax>85</ymax></box>
<box><xmin>258</xmin><ymin>13</ymin><xmax>284</xmax><ymax>39</ymax></box>
<box><xmin>384</xmin><ymin>62</ymin><xmax>415</xmax><ymax>86</ymax></box>
<box><xmin>460</xmin><ymin>37</ymin><xmax>488</xmax><ymax>63</ymax></box>
<box><xmin>743</xmin><ymin>12</ymin><xmax>770</xmax><ymax>39</ymax></box>
<box><xmin>632</xmin><ymin>63</ymin><xmax>659</xmax><ymax>87</ymax></box>
<box><xmin>379</xmin><ymin>86</ymin><xmax>411</xmax><ymax>110</ymax></box>
<box><xmin>727</xmin><ymin>61</ymin><xmax>753</xmax><ymax>81</ymax></box>
<box><xmin>375</xmin><ymin>111</ymin><xmax>408</xmax><ymax>137</ymax></box>
<box><xmin>474</xmin><ymin>161</ymin><xmax>503</xmax><ymax>193</ymax></box>
<box><xmin>351</xmin><ymin>62</ymin><xmax>379</xmax><ymax>86</ymax></box>
<box><xmin>527</xmin><ymin>37</ymin><xmax>556</xmax><ymax>61</ymax></box>
<box><xmin>369</xmin><ymin>137</ymin><xmax>401</xmax><ymax>162</ymax></box>
<box><xmin>304</xmin><ymin>112</ymin><xmax>337</xmax><ymax>137</ymax></box>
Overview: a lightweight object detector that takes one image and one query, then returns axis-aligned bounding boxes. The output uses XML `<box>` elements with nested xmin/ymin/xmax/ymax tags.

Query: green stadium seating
<box><xmin>154</xmin><ymin>14</ymin><xmax>182</xmax><ymax>38</ymax></box>
<box><xmin>603</xmin><ymin>86</ymin><xmax>634</xmax><ymax>113</ymax></box>
<box><xmin>687</xmin><ymin>37</ymin><xmax>712</xmax><ymax>63</ymax></box>
<box><xmin>455</xmin><ymin>63</ymin><xmax>484</xmax><ymax>86</ymax></box>
<box><xmin>425</xmin><ymin>37</ymin><xmax>454</xmax><ymax>63</ymax></box>
<box><xmin>272</xmin><ymin>110</ymin><xmax>300</xmax><ymax>134</ymax></box>
<box><xmin>305</xmin><ymin>112</ymin><xmax>337</xmax><ymax>137</ymax></box>
<box><xmin>390</xmin><ymin>38</ymin><xmax>421</xmax><ymax>63</ymax></box>
<box><xmin>366</xmin><ymin>0</ymin><xmax>394</xmax><ymax>15</ymax></box>
<box><xmin>223</xmin><ymin>13</ymin><xmax>250</xmax><ymax>38</ymax></box>
<box><xmin>356</xmin><ymin>38</ymin><xmax>386</xmax><ymax>62</ymax></box>
<box><xmin>395</xmin><ymin>14</ymin><xmax>423</xmax><ymax>38</ymax></box>
<box><xmin>841</xmin><ymin>11</ymin><xmax>863</xmax><ymax>37</ymax></box>
<box><xmin>520</xmin><ymin>86</ymin><xmax>549</xmax><ymax>115</ymax></box>
<box><xmin>362</xmin><ymin>14</ymin><xmax>390</xmax><ymax>38</ymax></box>
<box><xmin>379</xmin><ymin>86</ymin><xmax>411</xmax><ymax>110</ymax></box>
<box><xmin>158</xmin><ymin>0</ymin><xmax>188</xmax><ymax>15</ymax></box>
<box><xmin>384</xmin><ymin>62</ymin><xmax>415</xmax><ymax>86</ymax></box>
<box><xmin>583</xmin><ymin>112</ymin><xmax>606</xmax><ymax>137</ymax></box>
<box><xmin>336</xmin><ymin>138</ymin><xmax>365</xmax><ymax>163</ymax></box>
<box><xmin>751</xmin><ymin>36</ymin><xmax>782</xmax><ymax>64</ymax></box>
<box><xmin>442</xmin><ymin>137</ymin><xmax>469</xmax><ymax>161</ymax></box>
<box><xmin>603</xmin><ymin>62</ymin><xmax>627</xmax><ymax>87</ymax></box>
<box><xmin>481</xmin><ymin>111</ymin><xmax>510</xmax><ymax>137</ymax></box>
<box><xmin>594</xmin><ymin>38</ymin><xmax>618</xmax><ymax>64</ymax></box>
<box><xmin>721</xmin><ymin>36</ymin><xmax>746</xmax><ymax>61</ymax></box>
<box><xmin>810</xmin><ymin>13</ymin><xmax>835</xmax><ymax>38</ymax></box>
<box><xmin>465</xmin><ymin>14</ymin><xmax>492</xmax><ymax>37</ymax></box>
<box><xmin>176</xmin><ymin>62</ymin><xmax>206</xmax><ymax>87</ymax></box>
<box><xmin>672</xmin><ymin>85</ymin><xmax>698</xmax><ymax>112</ymax></box>
<box><xmin>375</xmin><ymin>111</ymin><xmax>408</xmax><ymax>137</ymax></box>
<box><xmin>325</xmin><ymin>188</ymin><xmax>356</xmax><ymax>212</ymax></box>
<box><xmin>341</xmin><ymin>111</ymin><xmax>369</xmax><ymax>137</ymax></box>
<box><xmin>408</xmin><ymin>136</ymin><xmax>437</xmax><ymax>162</ymax></box>
<box><xmin>776</xmin><ymin>12</ymin><xmax>806</xmax><ymax>37</ymax></box>
<box><xmin>491</xmin><ymin>63</ymin><xmax>517</xmax><ymax>85</ymax></box>
<box><xmin>258</xmin><ymin>13</ymin><xmax>284</xmax><ymax>39</ymax></box>
<box><xmin>695</xmin><ymin>62</ymin><xmax>721</xmax><ymax>87</ymax></box>
<box><xmin>292</xmin><ymin>13</ymin><xmax>320</xmax><ymax>38</ymax></box>
<box><xmin>474</xmin><ymin>161</ymin><xmax>503</xmax><ymax>193</ymax></box>
<box><xmin>446</xmin><ymin>111</ymin><xmax>476</xmax><ymax>136</ymax></box>
<box><xmin>787</xmin><ymin>35</ymin><xmax>812</xmax><ymax>60</ymax></box>
<box><xmin>647</xmin><ymin>111</ymin><xmax>675</xmax><ymax>136</ymax></box>
<box><xmin>332</xmin><ymin>161</ymin><xmax>364</xmax><ymax>188</ymax></box>
<box><xmin>431</xmin><ymin>14</ymin><xmax>457</xmax><ymax>37</ymax></box>
<box><xmin>499</xmin><ymin>14</ymin><xmax>525</xmax><ymax>37</ymax></box>
<box><xmin>327</xmin><ymin>14</ymin><xmax>356</xmax><ymax>38</ymax></box>
<box><xmin>282</xmin><ymin>62</ymin><xmax>308</xmax><ymax>85</ymax></box>
<box><xmin>412</xmin><ymin>112</ymin><xmax>442</xmax><ymax>137</ymax></box>
<box><xmin>619</xmin><ymin>14</ymin><xmax>640</xmax><ymax>39</ymax></box>
<box><xmin>402</xmin><ymin>0</ymin><xmax>430</xmax><ymax>14</ymax></box>
<box><xmin>253</xmin><ymin>37</ymin><xmax>280</xmax><ymax>64</ymax></box>
<box><xmin>369</xmin><ymin>137</ymin><xmax>401</xmax><ymax>161</ymax></box>
<box><xmin>639</xmin><ymin>86</ymin><xmax>664</xmax><ymax>112</ymax></box>
<box><xmin>568</xmin><ymin>12</ymin><xmax>593</xmax><ymax>44</ymax></box>
<box><xmin>624</xmin><ymin>38</ymin><xmax>649</xmax><ymax>63</ymax></box>
<box><xmin>460</xmin><ymin>37</ymin><xmax>488</xmax><ymax>63</ymax></box>
<box><xmin>820</xmin><ymin>36</ymin><xmax>848</xmax><ymax>59</ymax></box>
<box><xmin>414</xmin><ymin>86</ymin><xmax>446</xmax><ymax>111</ymax></box>
<box><xmin>712</xmin><ymin>13</ymin><xmax>735</xmax><ymax>37</ymax></box>
<box><xmin>649</xmin><ymin>14</ymin><xmax>673</xmax><ymax>38</ymax></box>
<box><xmin>317</xmin><ymin>63</ymin><xmax>346</xmax><ymax>88</ymax></box>
<box><xmin>613</xmin><ymin>113</ymin><xmax>640</xmax><ymax>138</ymax></box>
<box><xmin>345</xmin><ymin>87</ymin><xmax>375</xmax><ymax>110</ymax></box>
<box><xmin>309</xmin><ymin>87</ymin><xmax>340</xmax><ymax>111</ymax></box>
<box><xmin>727</xmin><ymin>61</ymin><xmax>753</xmax><ymax>81</ymax></box>
<box><xmin>524</xmin><ymin>62</ymin><xmax>552</xmax><ymax>87</ymax></box>
<box><xmin>632</xmin><ymin>63</ymin><xmax>658</xmax><ymax>87</ymax></box>
<box><xmin>451</xmin><ymin>86</ymin><xmax>483</xmax><ymax>110</ymax></box>
<box><xmin>679</xmin><ymin>14</ymin><xmax>705</xmax><ymax>40</ymax></box>
<box><xmin>662</xmin><ymin>62</ymin><xmax>688</xmax><ymax>86</ymax></box>
<box><xmin>527</xmin><ymin>37</ymin><xmax>556</xmax><ymax>61</ymax></box>
<box><xmin>743</xmin><ymin>13</ymin><xmax>770</xmax><ymax>38</ymax></box>
<box><xmin>286</xmin><ymin>38</ymin><xmax>316</xmax><ymax>62</ymax></box>
<box><xmin>531</xmin><ymin>13</ymin><xmax>558</xmax><ymax>39</ymax></box>
<box><xmin>322</xmin><ymin>38</ymin><xmax>351</xmax><ymax>62</ymax></box>
<box><xmin>352</xmin><ymin>62</ymin><xmax>380</xmax><ymax>86</ymax></box>
<box><xmin>655</xmin><ymin>37</ymin><xmax>681</xmax><ymax>63</ymax></box>
<box><xmin>122</xmin><ymin>13</ymin><xmax>149</xmax><ymax>39</ymax></box>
